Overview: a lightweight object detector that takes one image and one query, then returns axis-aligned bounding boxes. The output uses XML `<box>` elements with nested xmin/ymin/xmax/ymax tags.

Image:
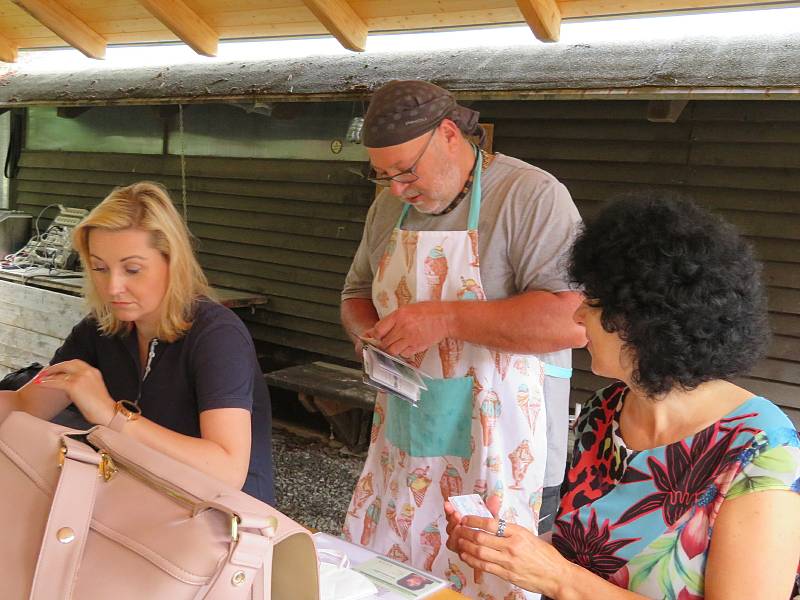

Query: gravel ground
<box><xmin>272</xmin><ymin>425</ymin><xmax>366</xmax><ymax>534</ymax></box>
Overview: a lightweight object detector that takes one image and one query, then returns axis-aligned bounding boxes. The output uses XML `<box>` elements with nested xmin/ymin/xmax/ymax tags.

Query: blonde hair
<box><xmin>73</xmin><ymin>181</ymin><xmax>212</xmax><ymax>342</ymax></box>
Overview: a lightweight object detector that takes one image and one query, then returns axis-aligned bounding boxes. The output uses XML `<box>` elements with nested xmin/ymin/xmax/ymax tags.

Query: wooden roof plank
<box><xmin>12</xmin><ymin>0</ymin><xmax>106</xmax><ymax>58</ymax></box>
<box><xmin>302</xmin><ymin>0</ymin><xmax>367</xmax><ymax>52</ymax></box>
<box><xmin>0</xmin><ymin>30</ymin><xmax>18</xmax><ymax>62</ymax></box>
<box><xmin>135</xmin><ymin>0</ymin><xmax>218</xmax><ymax>56</ymax></box>
<box><xmin>516</xmin><ymin>0</ymin><xmax>561</xmax><ymax>42</ymax></box>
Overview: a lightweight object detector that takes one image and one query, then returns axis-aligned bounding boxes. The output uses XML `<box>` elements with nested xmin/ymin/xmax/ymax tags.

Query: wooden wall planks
<box><xmin>11</xmin><ymin>99</ymin><xmax>800</xmax><ymax>426</ymax></box>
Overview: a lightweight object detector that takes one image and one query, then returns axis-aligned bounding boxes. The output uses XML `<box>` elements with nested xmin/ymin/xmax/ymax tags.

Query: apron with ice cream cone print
<box><xmin>344</xmin><ymin>149</ymin><xmax>547</xmax><ymax>600</ymax></box>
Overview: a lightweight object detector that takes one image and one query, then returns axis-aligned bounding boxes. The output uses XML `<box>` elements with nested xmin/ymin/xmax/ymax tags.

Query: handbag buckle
<box><xmin>57</xmin><ymin>444</ymin><xmax>117</xmax><ymax>482</ymax></box>
<box><xmin>98</xmin><ymin>451</ymin><xmax>117</xmax><ymax>482</ymax></box>
<box><xmin>231</xmin><ymin>514</ymin><xmax>241</xmax><ymax>542</ymax></box>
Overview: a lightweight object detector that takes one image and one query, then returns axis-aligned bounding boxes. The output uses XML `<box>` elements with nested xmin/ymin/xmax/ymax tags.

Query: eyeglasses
<box><xmin>367</xmin><ymin>129</ymin><xmax>437</xmax><ymax>187</ymax></box>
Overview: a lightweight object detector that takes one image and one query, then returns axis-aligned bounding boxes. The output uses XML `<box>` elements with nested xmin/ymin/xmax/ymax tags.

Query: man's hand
<box><xmin>367</xmin><ymin>301</ymin><xmax>454</xmax><ymax>358</ymax></box>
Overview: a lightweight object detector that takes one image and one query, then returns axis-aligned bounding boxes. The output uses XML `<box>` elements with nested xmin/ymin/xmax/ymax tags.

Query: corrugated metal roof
<box><xmin>1</xmin><ymin>33</ymin><xmax>798</xmax><ymax>106</ymax></box>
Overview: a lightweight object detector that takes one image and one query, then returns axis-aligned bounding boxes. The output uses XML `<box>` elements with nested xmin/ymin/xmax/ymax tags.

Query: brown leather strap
<box><xmin>29</xmin><ymin>437</ymin><xmax>100</xmax><ymax>600</ymax></box>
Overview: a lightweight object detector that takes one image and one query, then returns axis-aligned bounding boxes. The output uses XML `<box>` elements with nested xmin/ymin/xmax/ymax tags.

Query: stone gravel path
<box><xmin>272</xmin><ymin>425</ymin><xmax>366</xmax><ymax>534</ymax></box>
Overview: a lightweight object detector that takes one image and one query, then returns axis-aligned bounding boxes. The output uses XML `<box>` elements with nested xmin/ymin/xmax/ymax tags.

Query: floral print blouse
<box><xmin>553</xmin><ymin>382</ymin><xmax>800</xmax><ymax>599</ymax></box>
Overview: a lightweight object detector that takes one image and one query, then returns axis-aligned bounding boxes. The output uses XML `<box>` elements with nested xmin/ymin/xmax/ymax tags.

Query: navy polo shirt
<box><xmin>52</xmin><ymin>298</ymin><xmax>275</xmax><ymax>505</ymax></box>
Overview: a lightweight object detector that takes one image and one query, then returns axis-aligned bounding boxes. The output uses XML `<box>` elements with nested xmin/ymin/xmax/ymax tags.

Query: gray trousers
<box><xmin>538</xmin><ymin>484</ymin><xmax>561</xmax><ymax>534</ymax></box>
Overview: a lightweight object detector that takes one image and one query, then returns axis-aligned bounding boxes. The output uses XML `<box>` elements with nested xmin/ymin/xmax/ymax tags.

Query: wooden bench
<box><xmin>265</xmin><ymin>361</ymin><xmax>375</xmax><ymax>451</ymax></box>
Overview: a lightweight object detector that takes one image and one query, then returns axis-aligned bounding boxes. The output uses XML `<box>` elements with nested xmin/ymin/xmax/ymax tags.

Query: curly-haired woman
<box><xmin>445</xmin><ymin>193</ymin><xmax>800</xmax><ymax>599</ymax></box>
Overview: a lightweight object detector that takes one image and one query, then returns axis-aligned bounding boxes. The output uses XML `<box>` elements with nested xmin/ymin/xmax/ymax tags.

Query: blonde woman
<box><xmin>0</xmin><ymin>182</ymin><xmax>274</xmax><ymax>504</ymax></box>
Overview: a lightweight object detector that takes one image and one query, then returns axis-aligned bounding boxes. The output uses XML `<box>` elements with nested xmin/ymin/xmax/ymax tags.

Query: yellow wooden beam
<box><xmin>302</xmin><ymin>0</ymin><xmax>367</xmax><ymax>52</ymax></box>
<box><xmin>12</xmin><ymin>0</ymin><xmax>105</xmax><ymax>59</ymax></box>
<box><xmin>0</xmin><ymin>32</ymin><xmax>18</xmax><ymax>63</ymax></box>
<box><xmin>516</xmin><ymin>0</ymin><xmax>562</xmax><ymax>42</ymax></box>
<box><xmin>136</xmin><ymin>0</ymin><xmax>218</xmax><ymax>57</ymax></box>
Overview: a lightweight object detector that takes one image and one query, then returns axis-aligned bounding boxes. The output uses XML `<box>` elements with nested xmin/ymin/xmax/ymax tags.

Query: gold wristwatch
<box><xmin>108</xmin><ymin>399</ymin><xmax>141</xmax><ymax>432</ymax></box>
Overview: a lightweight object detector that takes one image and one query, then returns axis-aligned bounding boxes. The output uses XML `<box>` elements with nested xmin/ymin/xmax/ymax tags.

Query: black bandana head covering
<box><xmin>363</xmin><ymin>80</ymin><xmax>484</xmax><ymax>148</ymax></box>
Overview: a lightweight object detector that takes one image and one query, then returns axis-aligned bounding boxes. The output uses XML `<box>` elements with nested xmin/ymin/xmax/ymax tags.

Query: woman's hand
<box><xmin>447</xmin><ymin>514</ymin><xmax>572</xmax><ymax>598</ymax></box>
<box><xmin>34</xmin><ymin>360</ymin><xmax>116</xmax><ymax>426</ymax></box>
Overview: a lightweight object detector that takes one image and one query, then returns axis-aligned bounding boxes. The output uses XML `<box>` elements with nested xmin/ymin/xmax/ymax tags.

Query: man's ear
<box><xmin>438</xmin><ymin>118</ymin><xmax>463</xmax><ymax>150</ymax></box>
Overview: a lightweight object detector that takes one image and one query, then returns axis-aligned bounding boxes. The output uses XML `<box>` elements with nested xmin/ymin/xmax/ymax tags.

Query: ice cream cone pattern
<box><xmin>348</xmin><ymin>472</ymin><xmax>374</xmax><ymax>517</ymax></box>
<box><xmin>377</xmin><ymin>230</ymin><xmax>397</xmax><ymax>283</ymax></box>
<box><xmin>386</xmin><ymin>499</ymin><xmax>397</xmax><ymax>535</ymax></box>
<box><xmin>529</xmin><ymin>489</ymin><xmax>543</xmax><ymax>520</ymax></box>
<box><xmin>515</xmin><ymin>383</ymin><xmax>529</xmax><ymax>414</ymax></box>
<box><xmin>342</xmin><ymin>522</ymin><xmax>352</xmax><ymax>543</ymax></box>
<box><xmin>467</xmin><ymin>366</ymin><xmax>483</xmax><ymax>418</ymax></box>
<box><xmin>420</xmin><ymin>522</ymin><xmax>442</xmax><ymax>571</ymax></box>
<box><xmin>377</xmin><ymin>290</ymin><xmax>390</xmax><ymax>310</ymax></box>
<box><xmin>468</xmin><ymin>229</ymin><xmax>480</xmax><ymax>267</ymax></box>
<box><xmin>457</xmin><ymin>276</ymin><xmax>485</xmax><ymax>301</ymax></box>
<box><xmin>445</xmin><ymin>560</ymin><xmax>467</xmax><ymax>593</ymax></box>
<box><xmin>424</xmin><ymin>245</ymin><xmax>448</xmax><ymax>301</ymax></box>
<box><xmin>513</xmin><ymin>357</ymin><xmax>529</xmax><ymax>376</ymax></box>
<box><xmin>438</xmin><ymin>337</ymin><xmax>463</xmax><ymax>378</ymax></box>
<box><xmin>492</xmin><ymin>350</ymin><xmax>511</xmax><ymax>380</ymax></box>
<box><xmin>477</xmin><ymin>593</ymin><xmax>497</xmax><ymax>600</ymax></box>
<box><xmin>508</xmin><ymin>440</ymin><xmax>534</xmax><ymax>490</ymax></box>
<box><xmin>386</xmin><ymin>544</ymin><xmax>409</xmax><ymax>563</ymax></box>
<box><xmin>489</xmin><ymin>479</ymin><xmax>504</xmax><ymax>507</ymax></box>
<box><xmin>371</xmin><ymin>403</ymin><xmax>384</xmax><ymax>444</ymax></box>
<box><xmin>408</xmin><ymin>349</ymin><xmax>428</xmax><ymax>368</ymax></box>
<box><xmin>479</xmin><ymin>391</ymin><xmax>502</xmax><ymax>446</ymax></box>
<box><xmin>485</xmin><ymin>455</ymin><xmax>501</xmax><ymax>473</ymax></box>
<box><xmin>401</xmin><ymin>229</ymin><xmax>419</xmax><ymax>269</ymax></box>
<box><xmin>396</xmin><ymin>503</ymin><xmax>415</xmax><ymax>541</ymax></box>
<box><xmin>407</xmin><ymin>466</ymin><xmax>432</xmax><ymax>507</ymax></box>
<box><xmin>394</xmin><ymin>275</ymin><xmax>412</xmax><ymax>306</ymax></box>
<box><xmin>504</xmin><ymin>589</ymin><xmax>527</xmax><ymax>600</ymax></box>
<box><xmin>501</xmin><ymin>506</ymin><xmax>519</xmax><ymax>525</ymax></box>
<box><xmin>398</xmin><ymin>449</ymin><xmax>407</xmax><ymax>468</ymax></box>
<box><xmin>380</xmin><ymin>448</ymin><xmax>393</xmax><ymax>486</ymax></box>
<box><xmin>360</xmin><ymin>497</ymin><xmax>381</xmax><ymax>546</ymax></box>
<box><xmin>439</xmin><ymin>463</ymin><xmax>463</xmax><ymax>500</ymax></box>
<box><xmin>462</xmin><ymin>435</ymin><xmax>475</xmax><ymax>473</ymax></box>
<box><xmin>473</xmin><ymin>479</ymin><xmax>488</xmax><ymax>500</ymax></box>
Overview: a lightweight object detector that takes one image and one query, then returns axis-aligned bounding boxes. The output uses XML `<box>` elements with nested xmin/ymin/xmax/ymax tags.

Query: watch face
<box><xmin>117</xmin><ymin>399</ymin><xmax>141</xmax><ymax>420</ymax></box>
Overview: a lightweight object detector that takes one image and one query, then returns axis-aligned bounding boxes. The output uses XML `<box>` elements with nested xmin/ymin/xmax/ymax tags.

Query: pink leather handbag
<box><xmin>0</xmin><ymin>411</ymin><xmax>320</xmax><ymax>600</ymax></box>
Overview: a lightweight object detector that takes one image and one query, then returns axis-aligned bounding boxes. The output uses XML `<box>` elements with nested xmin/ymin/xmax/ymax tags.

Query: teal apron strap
<box><xmin>543</xmin><ymin>363</ymin><xmax>573</xmax><ymax>379</ymax></box>
<box><xmin>396</xmin><ymin>203</ymin><xmax>411</xmax><ymax>228</ymax></box>
<box><xmin>467</xmin><ymin>146</ymin><xmax>482</xmax><ymax>231</ymax></box>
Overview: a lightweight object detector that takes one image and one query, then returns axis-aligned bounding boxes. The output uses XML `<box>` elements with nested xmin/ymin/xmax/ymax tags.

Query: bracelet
<box><xmin>107</xmin><ymin>399</ymin><xmax>141</xmax><ymax>432</ymax></box>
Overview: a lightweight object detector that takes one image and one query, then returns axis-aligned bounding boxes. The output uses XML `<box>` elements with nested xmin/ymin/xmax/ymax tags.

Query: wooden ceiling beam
<box><xmin>302</xmin><ymin>0</ymin><xmax>367</xmax><ymax>52</ymax></box>
<box><xmin>516</xmin><ymin>0</ymin><xmax>562</xmax><ymax>42</ymax></box>
<box><xmin>136</xmin><ymin>0</ymin><xmax>218</xmax><ymax>57</ymax></box>
<box><xmin>0</xmin><ymin>32</ymin><xmax>18</xmax><ymax>63</ymax></box>
<box><xmin>11</xmin><ymin>0</ymin><xmax>105</xmax><ymax>59</ymax></box>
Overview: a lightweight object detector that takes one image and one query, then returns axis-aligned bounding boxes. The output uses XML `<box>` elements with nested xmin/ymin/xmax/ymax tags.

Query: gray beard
<box><xmin>411</xmin><ymin>199</ymin><xmax>450</xmax><ymax>215</ymax></box>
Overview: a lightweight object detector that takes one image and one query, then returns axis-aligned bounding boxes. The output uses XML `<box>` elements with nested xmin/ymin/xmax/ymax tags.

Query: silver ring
<box><xmin>496</xmin><ymin>518</ymin><xmax>507</xmax><ymax>538</ymax></box>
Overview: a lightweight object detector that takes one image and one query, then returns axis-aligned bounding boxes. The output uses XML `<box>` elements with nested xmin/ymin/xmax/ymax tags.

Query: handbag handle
<box><xmin>197</xmin><ymin>498</ymin><xmax>276</xmax><ymax>600</ymax></box>
<box><xmin>29</xmin><ymin>437</ymin><xmax>101</xmax><ymax>600</ymax></box>
<box><xmin>29</xmin><ymin>437</ymin><xmax>276</xmax><ymax>600</ymax></box>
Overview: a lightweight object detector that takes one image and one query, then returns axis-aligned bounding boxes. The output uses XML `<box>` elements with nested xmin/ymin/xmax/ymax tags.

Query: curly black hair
<box><xmin>568</xmin><ymin>192</ymin><xmax>769</xmax><ymax>397</ymax></box>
